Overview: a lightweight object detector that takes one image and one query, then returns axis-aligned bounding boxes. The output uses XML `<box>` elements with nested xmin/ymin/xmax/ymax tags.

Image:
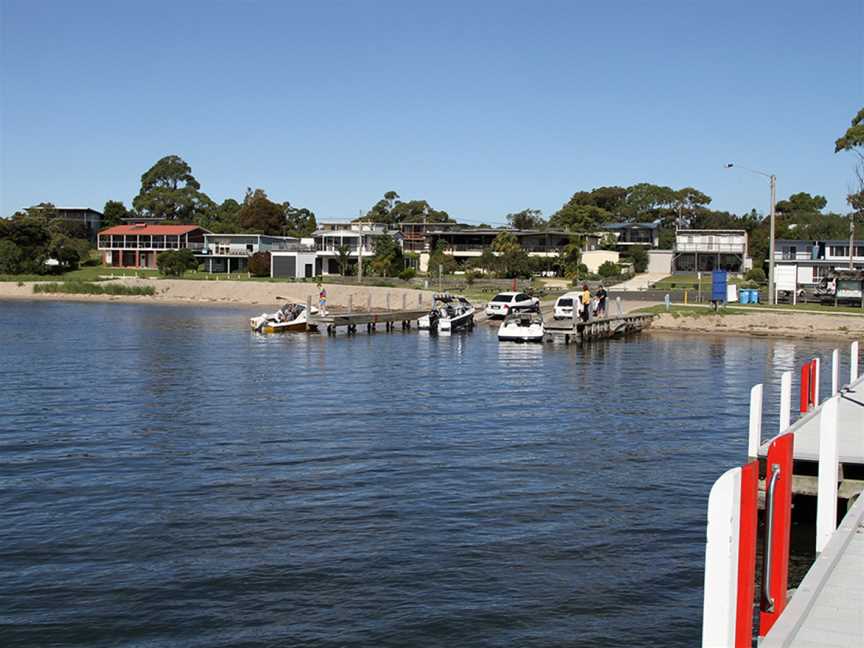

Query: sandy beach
<box><xmin>0</xmin><ymin>278</ymin><xmax>437</xmax><ymax>310</ymax></box>
<box><xmin>651</xmin><ymin>310</ymin><xmax>864</xmax><ymax>340</ymax></box>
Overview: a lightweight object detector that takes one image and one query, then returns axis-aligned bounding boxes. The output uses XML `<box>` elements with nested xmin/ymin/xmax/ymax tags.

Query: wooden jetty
<box><xmin>543</xmin><ymin>313</ymin><xmax>654</xmax><ymax>344</ymax></box>
<box><xmin>311</xmin><ymin>309</ymin><xmax>429</xmax><ymax>335</ymax></box>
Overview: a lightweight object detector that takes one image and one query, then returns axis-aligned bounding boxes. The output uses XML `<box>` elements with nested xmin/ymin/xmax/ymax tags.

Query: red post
<box><xmin>800</xmin><ymin>361</ymin><xmax>811</xmax><ymax>413</ymax></box>
<box><xmin>759</xmin><ymin>433</ymin><xmax>794</xmax><ymax>636</ymax></box>
<box><xmin>735</xmin><ymin>460</ymin><xmax>759</xmax><ymax>647</ymax></box>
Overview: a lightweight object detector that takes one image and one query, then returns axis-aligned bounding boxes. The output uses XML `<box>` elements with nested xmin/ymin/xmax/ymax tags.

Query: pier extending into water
<box><xmin>702</xmin><ymin>341</ymin><xmax>864</xmax><ymax>647</ymax></box>
<box><xmin>305</xmin><ymin>293</ymin><xmax>429</xmax><ymax>335</ymax></box>
<box><xmin>543</xmin><ymin>313</ymin><xmax>654</xmax><ymax>344</ymax></box>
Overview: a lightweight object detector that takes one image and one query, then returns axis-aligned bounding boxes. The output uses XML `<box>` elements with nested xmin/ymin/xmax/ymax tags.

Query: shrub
<box><xmin>248</xmin><ymin>251</ymin><xmax>271</xmax><ymax>277</ymax></box>
<box><xmin>745</xmin><ymin>268</ymin><xmax>767</xmax><ymax>284</ymax></box>
<box><xmin>157</xmin><ymin>249</ymin><xmax>198</xmax><ymax>276</ymax></box>
<box><xmin>627</xmin><ymin>246</ymin><xmax>649</xmax><ymax>273</ymax></box>
<box><xmin>465</xmin><ymin>270</ymin><xmax>480</xmax><ymax>285</ymax></box>
<box><xmin>398</xmin><ymin>268</ymin><xmax>416</xmax><ymax>281</ymax></box>
<box><xmin>597</xmin><ymin>261</ymin><xmax>621</xmax><ymax>278</ymax></box>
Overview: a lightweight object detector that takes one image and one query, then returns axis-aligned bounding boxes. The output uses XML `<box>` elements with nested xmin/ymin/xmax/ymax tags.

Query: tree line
<box><xmin>3</xmin><ymin>106</ymin><xmax>862</xmax><ymax>278</ymax></box>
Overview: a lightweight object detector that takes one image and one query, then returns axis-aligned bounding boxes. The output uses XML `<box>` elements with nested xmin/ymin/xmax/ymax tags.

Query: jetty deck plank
<box><xmin>761</xmin><ymin>493</ymin><xmax>864</xmax><ymax>647</ymax></box>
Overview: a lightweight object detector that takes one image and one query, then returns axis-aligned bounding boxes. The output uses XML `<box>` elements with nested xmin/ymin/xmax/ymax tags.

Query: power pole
<box><xmin>768</xmin><ymin>174</ymin><xmax>777</xmax><ymax>305</ymax></box>
<box><xmin>357</xmin><ymin>208</ymin><xmax>364</xmax><ymax>282</ymax></box>
<box><xmin>850</xmin><ymin>213</ymin><xmax>855</xmax><ymax>270</ymax></box>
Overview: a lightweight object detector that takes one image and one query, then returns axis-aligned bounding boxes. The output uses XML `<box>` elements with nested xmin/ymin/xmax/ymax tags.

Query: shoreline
<box><xmin>648</xmin><ymin>311</ymin><xmax>863</xmax><ymax>341</ymax></box>
<box><xmin>3</xmin><ymin>280</ymin><xmax>862</xmax><ymax>341</ymax></box>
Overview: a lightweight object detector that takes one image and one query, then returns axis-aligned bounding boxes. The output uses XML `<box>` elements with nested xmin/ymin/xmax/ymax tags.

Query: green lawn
<box><xmin>635</xmin><ymin>304</ymin><xmax>749</xmax><ymax>318</ymax></box>
<box><xmin>650</xmin><ymin>274</ymin><xmax>753</xmax><ymax>291</ymax></box>
<box><xmin>636</xmin><ymin>301</ymin><xmax>864</xmax><ymax>317</ymax></box>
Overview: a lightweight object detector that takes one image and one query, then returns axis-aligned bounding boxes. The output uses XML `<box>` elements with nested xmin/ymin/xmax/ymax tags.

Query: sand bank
<box><xmin>0</xmin><ymin>278</ymin><xmax>437</xmax><ymax>310</ymax></box>
<box><xmin>650</xmin><ymin>310</ymin><xmax>864</xmax><ymax>340</ymax></box>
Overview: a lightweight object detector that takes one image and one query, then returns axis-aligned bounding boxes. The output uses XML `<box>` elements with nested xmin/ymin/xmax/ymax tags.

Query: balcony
<box><xmin>676</xmin><ymin>242</ymin><xmax>745</xmax><ymax>253</ymax></box>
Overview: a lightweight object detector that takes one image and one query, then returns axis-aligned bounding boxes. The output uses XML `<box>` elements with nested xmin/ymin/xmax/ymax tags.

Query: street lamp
<box><xmin>726</xmin><ymin>163</ymin><xmax>777</xmax><ymax>304</ymax></box>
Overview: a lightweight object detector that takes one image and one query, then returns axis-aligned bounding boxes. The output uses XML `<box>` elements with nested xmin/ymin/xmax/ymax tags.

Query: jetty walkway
<box><xmin>702</xmin><ymin>342</ymin><xmax>864</xmax><ymax>647</ymax></box>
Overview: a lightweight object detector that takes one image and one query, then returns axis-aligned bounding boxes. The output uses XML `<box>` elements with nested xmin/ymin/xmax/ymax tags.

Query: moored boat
<box><xmin>250</xmin><ymin>303</ymin><xmax>319</xmax><ymax>333</ymax></box>
<box><xmin>498</xmin><ymin>310</ymin><xmax>544</xmax><ymax>342</ymax></box>
<box><xmin>418</xmin><ymin>294</ymin><xmax>475</xmax><ymax>332</ymax></box>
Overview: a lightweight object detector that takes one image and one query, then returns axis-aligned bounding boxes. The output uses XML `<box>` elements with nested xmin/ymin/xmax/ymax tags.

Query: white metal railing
<box><xmin>676</xmin><ymin>243</ymin><xmax>745</xmax><ymax>253</ymax></box>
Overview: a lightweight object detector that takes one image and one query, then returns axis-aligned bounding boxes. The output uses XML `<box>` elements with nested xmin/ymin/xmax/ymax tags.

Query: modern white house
<box><xmin>313</xmin><ymin>221</ymin><xmax>398</xmax><ymax>275</ymax></box>
<box><xmin>673</xmin><ymin>229</ymin><xmax>751</xmax><ymax>273</ymax></box>
<box><xmin>196</xmin><ymin>234</ymin><xmax>303</xmax><ymax>273</ymax></box>
<box><xmin>773</xmin><ymin>239</ymin><xmax>864</xmax><ymax>286</ymax></box>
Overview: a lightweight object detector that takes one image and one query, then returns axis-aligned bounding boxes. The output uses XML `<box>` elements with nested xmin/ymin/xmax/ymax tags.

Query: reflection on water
<box><xmin>0</xmin><ymin>302</ymin><xmax>852</xmax><ymax>648</ymax></box>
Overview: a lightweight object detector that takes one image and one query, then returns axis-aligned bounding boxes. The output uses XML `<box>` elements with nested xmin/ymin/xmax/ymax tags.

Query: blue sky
<box><xmin>1</xmin><ymin>0</ymin><xmax>862</xmax><ymax>223</ymax></box>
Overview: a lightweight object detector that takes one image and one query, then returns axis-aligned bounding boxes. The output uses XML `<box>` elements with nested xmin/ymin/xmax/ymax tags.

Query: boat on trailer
<box><xmin>498</xmin><ymin>310</ymin><xmax>544</xmax><ymax>343</ymax></box>
<box><xmin>250</xmin><ymin>303</ymin><xmax>319</xmax><ymax>333</ymax></box>
<box><xmin>418</xmin><ymin>294</ymin><xmax>475</xmax><ymax>333</ymax></box>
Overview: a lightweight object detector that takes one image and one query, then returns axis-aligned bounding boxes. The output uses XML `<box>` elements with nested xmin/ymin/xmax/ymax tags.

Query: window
<box><xmin>830</xmin><ymin>246</ymin><xmax>849</xmax><ymax>257</ymax></box>
<box><xmin>557</xmin><ymin>298</ymin><xmax>573</xmax><ymax>307</ymax></box>
<box><xmin>491</xmin><ymin>294</ymin><xmax>512</xmax><ymax>302</ymax></box>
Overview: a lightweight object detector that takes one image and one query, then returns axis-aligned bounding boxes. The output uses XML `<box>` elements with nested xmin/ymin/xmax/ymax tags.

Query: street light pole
<box><xmin>726</xmin><ymin>163</ymin><xmax>777</xmax><ymax>304</ymax></box>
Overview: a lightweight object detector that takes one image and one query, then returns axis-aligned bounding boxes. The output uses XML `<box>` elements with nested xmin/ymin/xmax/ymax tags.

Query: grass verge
<box><xmin>33</xmin><ymin>281</ymin><xmax>156</xmax><ymax>296</ymax></box>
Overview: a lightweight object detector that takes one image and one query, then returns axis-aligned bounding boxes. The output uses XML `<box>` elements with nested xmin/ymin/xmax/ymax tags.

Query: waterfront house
<box><xmin>421</xmin><ymin>228</ymin><xmax>607</xmax><ymax>273</ymax></box>
<box><xmin>197</xmin><ymin>233</ymin><xmax>304</xmax><ymax>273</ymax></box>
<box><xmin>313</xmin><ymin>221</ymin><xmax>398</xmax><ymax>275</ymax></box>
<box><xmin>673</xmin><ymin>229</ymin><xmax>750</xmax><ymax>273</ymax></box>
<box><xmin>97</xmin><ymin>224</ymin><xmax>210</xmax><ymax>269</ymax></box>
<box><xmin>601</xmin><ymin>222</ymin><xmax>661</xmax><ymax>249</ymax></box>
<box><xmin>773</xmin><ymin>239</ymin><xmax>864</xmax><ymax>286</ymax></box>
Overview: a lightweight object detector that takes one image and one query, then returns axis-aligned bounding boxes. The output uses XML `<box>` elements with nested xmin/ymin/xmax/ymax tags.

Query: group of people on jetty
<box><xmin>578</xmin><ymin>283</ymin><xmax>608</xmax><ymax>321</ymax></box>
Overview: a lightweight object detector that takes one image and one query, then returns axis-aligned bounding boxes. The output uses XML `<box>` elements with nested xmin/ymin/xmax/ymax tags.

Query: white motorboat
<box><xmin>418</xmin><ymin>294</ymin><xmax>475</xmax><ymax>332</ymax></box>
<box><xmin>250</xmin><ymin>303</ymin><xmax>319</xmax><ymax>333</ymax></box>
<box><xmin>498</xmin><ymin>310</ymin><xmax>544</xmax><ymax>343</ymax></box>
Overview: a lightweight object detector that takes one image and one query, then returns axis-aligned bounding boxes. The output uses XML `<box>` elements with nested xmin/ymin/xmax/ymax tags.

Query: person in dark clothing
<box><xmin>596</xmin><ymin>284</ymin><xmax>608</xmax><ymax>317</ymax></box>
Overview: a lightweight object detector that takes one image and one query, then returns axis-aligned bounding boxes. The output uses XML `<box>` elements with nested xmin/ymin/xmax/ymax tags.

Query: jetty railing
<box><xmin>702</xmin><ymin>340</ymin><xmax>860</xmax><ymax>646</ymax></box>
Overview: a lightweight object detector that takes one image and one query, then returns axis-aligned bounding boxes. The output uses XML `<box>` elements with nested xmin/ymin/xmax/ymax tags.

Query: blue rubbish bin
<box><xmin>739</xmin><ymin>289</ymin><xmax>751</xmax><ymax>304</ymax></box>
<box><xmin>750</xmin><ymin>289</ymin><xmax>759</xmax><ymax>304</ymax></box>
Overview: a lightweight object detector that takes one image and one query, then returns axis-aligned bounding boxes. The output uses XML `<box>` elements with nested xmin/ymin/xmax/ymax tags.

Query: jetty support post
<box><xmin>779</xmin><ymin>371</ymin><xmax>791</xmax><ymax>431</ymax></box>
<box><xmin>701</xmin><ymin>461</ymin><xmax>758</xmax><ymax>648</ymax></box>
<box><xmin>616</xmin><ymin>296</ymin><xmax>623</xmax><ymax>317</ymax></box>
<box><xmin>815</xmin><ymin>396</ymin><xmax>839</xmax><ymax>554</ymax></box>
<box><xmin>748</xmin><ymin>384</ymin><xmax>763</xmax><ymax>461</ymax></box>
<box><xmin>831</xmin><ymin>348</ymin><xmax>839</xmax><ymax>396</ymax></box>
<box><xmin>306</xmin><ymin>295</ymin><xmax>312</xmax><ymax>314</ymax></box>
<box><xmin>402</xmin><ymin>293</ymin><xmax>406</xmax><ymax>311</ymax></box>
<box><xmin>852</xmin><ymin>340</ymin><xmax>859</xmax><ymax>383</ymax></box>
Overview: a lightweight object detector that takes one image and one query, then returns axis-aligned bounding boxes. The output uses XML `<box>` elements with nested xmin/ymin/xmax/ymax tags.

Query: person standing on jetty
<box><xmin>580</xmin><ymin>283</ymin><xmax>591</xmax><ymax>321</ymax></box>
<box><xmin>595</xmin><ymin>283</ymin><xmax>608</xmax><ymax>318</ymax></box>
<box><xmin>317</xmin><ymin>281</ymin><xmax>327</xmax><ymax>316</ymax></box>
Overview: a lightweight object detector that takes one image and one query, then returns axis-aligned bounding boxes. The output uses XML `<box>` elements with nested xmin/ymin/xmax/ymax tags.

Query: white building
<box><xmin>773</xmin><ymin>239</ymin><xmax>864</xmax><ymax>286</ymax></box>
<box><xmin>196</xmin><ymin>234</ymin><xmax>304</xmax><ymax>273</ymax></box>
<box><xmin>673</xmin><ymin>229</ymin><xmax>751</xmax><ymax>273</ymax></box>
<box><xmin>313</xmin><ymin>221</ymin><xmax>399</xmax><ymax>275</ymax></box>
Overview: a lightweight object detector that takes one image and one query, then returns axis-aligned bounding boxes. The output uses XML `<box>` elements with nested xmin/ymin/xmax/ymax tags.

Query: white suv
<box><xmin>553</xmin><ymin>292</ymin><xmax>581</xmax><ymax>320</ymax></box>
<box><xmin>484</xmin><ymin>292</ymin><xmax>540</xmax><ymax>318</ymax></box>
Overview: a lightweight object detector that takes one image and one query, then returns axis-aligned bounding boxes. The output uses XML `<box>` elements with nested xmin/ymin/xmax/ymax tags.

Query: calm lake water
<box><xmin>0</xmin><ymin>301</ymin><xmax>849</xmax><ymax>647</ymax></box>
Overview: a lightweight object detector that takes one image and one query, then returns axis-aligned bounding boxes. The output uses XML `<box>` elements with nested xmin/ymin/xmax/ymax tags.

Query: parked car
<box><xmin>553</xmin><ymin>292</ymin><xmax>581</xmax><ymax>320</ymax></box>
<box><xmin>484</xmin><ymin>292</ymin><xmax>540</xmax><ymax>318</ymax></box>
